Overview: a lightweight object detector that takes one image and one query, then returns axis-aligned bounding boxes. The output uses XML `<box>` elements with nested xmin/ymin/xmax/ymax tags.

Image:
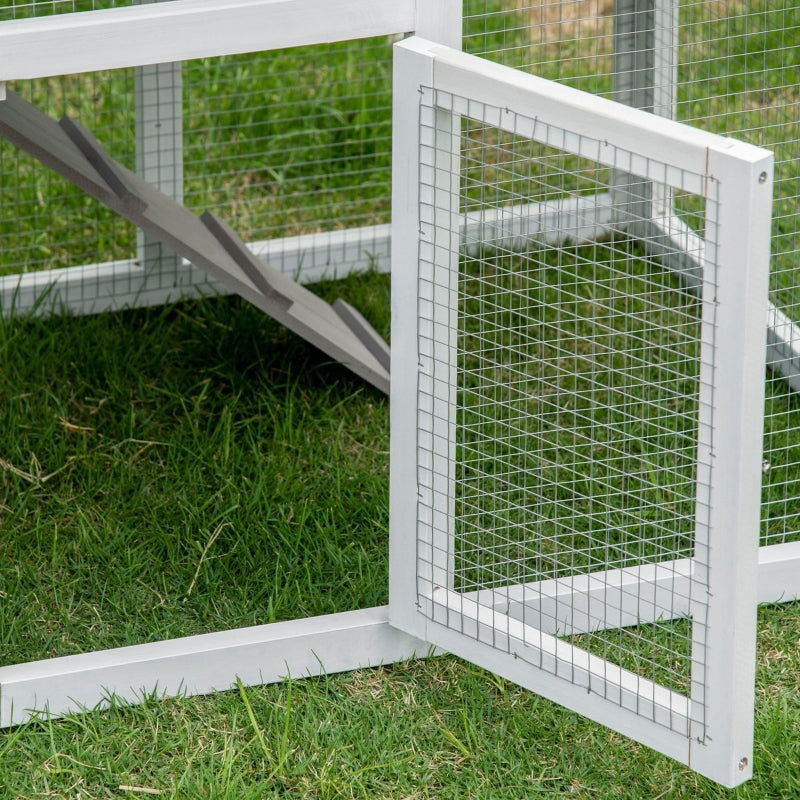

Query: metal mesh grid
<box><xmin>182</xmin><ymin>38</ymin><xmax>394</xmax><ymax>262</ymax></box>
<box><xmin>464</xmin><ymin>0</ymin><xmax>616</xmax><ymax>91</ymax></box>
<box><xmin>0</xmin><ymin>36</ymin><xmax>394</xmax><ymax>289</ymax></box>
<box><xmin>1</xmin><ymin>2</ymin><xmax>795</xmax><ymax>542</ymax></box>
<box><xmin>671</xmin><ymin>1</ymin><xmax>800</xmax><ymax>546</ymax></box>
<box><xmin>0</xmin><ymin>71</ymin><xmax>138</xmax><ymax>275</ymax></box>
<box><xmin>466</xmin><ymin>0</ymin><xmax>800</xmax><ymax>547</ymax></box>
<box><xmin>416</xmin><ymin>88</ymin><xmax>719</xmax><ymax>732</ymax></box>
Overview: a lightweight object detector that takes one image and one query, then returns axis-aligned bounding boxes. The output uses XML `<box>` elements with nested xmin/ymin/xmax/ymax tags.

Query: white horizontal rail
<box><xmin>0</xmin><ymin>0</ymin><xmax>415</xmax><ymax>80</ymax></box>
<box><xmin>423</xmin><ymin>588</ymin><xmax>693</xmax><ymax>765</ymax></box>
<box><xmin>400</xmin><ymin>37</ymin><xmax>772</xmax><ymax>186</ymax></box>
<box><xmin>473</xmin><ymin>560</ymin><xmax>695</xmax><ymax>638</ymax></box>
<box><xmin>429</xmin><ymin>586</ymin><xmax>691</xmax><ymax>729</ymax></box>
<box><xmin>0</xmin><ymin>605</ymin><xmax>428</xmax><ymax>728</ymax></box>
<box><xmin>475</xmin><ymin>545</ymin><xmax>800</xmax><ymax>637</ymax></box>
<box><xmin>0</xmin><ymin>224</ymin><xmax>392</xmax><ymax>318</ymax></box>
<box><xmin>0</xmin><ymin>196</ymin><xmax>613</xmax><ymax>319</ymax></box>
<box><xmin>640</xmin><ymin>213</ymin><xmax>800</xmax><ymax>394</ymax></box>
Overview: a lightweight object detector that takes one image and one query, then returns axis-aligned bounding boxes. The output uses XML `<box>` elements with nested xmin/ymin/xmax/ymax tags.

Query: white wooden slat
<box><xmin>398</xmin><ymin>38</ymin><xmax>770</xmax><ymax>182</ymax></box>
<box><xmin>758</xmin><ymin>541</ymin><xmax>800</xmax><ymax>603</ymax></box>
<box><xmin>134</xmin><ymin>43</ymin><xmax>183</xmax><ymax>284</ymax></box>
<box><xmin>431</xmin><ymin>587</ymin><xmax>691</xmax><ymax>729</ymax></box>
<box><xmin>0</xmin><ymin>0</ymin><xmax>416</xmax><ymax>81</ymax></box>
<box><xmin>687</xmin><ymin>147</ymin><xmax>773</xmax><ymax>785</ymax></box>
<box><xmin>388</xmin><ymin>37</ymin><xmax>436</xmax><ymax>641</ymax></box>
<box><xmin>475</xmin><ymin>544</ymin><xmax>800</xmax><ymax>636</ymax></box>
<box><xmin>422</xmin><ymin>597</ymin><xmax>694</xmax><ymax>767</ymax></box>
<box><xmin>0</xmin><ymin>606</ymin><xmax>428</xmax><ymax>728</ymax></box>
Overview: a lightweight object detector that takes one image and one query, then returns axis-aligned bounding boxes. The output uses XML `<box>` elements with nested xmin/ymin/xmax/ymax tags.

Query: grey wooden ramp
<box><xmin>0</xmin><ymin>90</ymin><xmax>390</xmax><ymax>394</ymax></box>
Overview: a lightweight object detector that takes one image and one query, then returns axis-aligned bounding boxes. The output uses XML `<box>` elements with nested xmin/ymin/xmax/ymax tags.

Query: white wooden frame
<box><xmin>0</xmin><ymin>0</ymin><xmax>460</xmax><ymax>727</ymax></box>
<box><xmin>389</xmin><ymin>37</ymin><xmax>774</xmax><ymax>787</ymax></box>
<box><xmin>0</xmin><ymin>0</ymin><xmax>415</xmax><ymax>81</ymax></box>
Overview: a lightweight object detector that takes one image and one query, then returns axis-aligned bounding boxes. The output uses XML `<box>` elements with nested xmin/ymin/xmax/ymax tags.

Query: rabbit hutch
<box><xmin>0</xmin><ymin>0</ymin><xmax>797</xmax><ymax>788</ymax></box>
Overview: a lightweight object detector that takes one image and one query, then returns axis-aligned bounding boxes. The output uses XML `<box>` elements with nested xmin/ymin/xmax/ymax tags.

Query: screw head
<box><xmin>738</xmin><ymin>756</ymin><xmax>749</xmax><ymax>771</ymax></box>
<box><xmin>759</xmin><ymin>171</ymin><xmax>768</xmax><ymax>183</ymax></box>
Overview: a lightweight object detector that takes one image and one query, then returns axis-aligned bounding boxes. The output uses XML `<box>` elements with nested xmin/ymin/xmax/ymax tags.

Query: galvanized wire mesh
<box><xmin>1</xmin><ymin>2</ymin><xmax>797</xmax><ymax>545</ymax></box>
<box><xmin>465</xmin><ymin>0</ymin><xmax>800</xmax><ymax>547</ymax></box>
<box><xmin>182</xmin><ymin>38</ymin><xmax>394</xmax><ymax>258</ymax></box>
<box><xmin>0</xmin><ymin>70</ymin><xmax>138</xmax><ymax>275</ymax></box>
<box><xmin>416</xmin><ymin>87</ymin><xmax>717</xmax><ymax>733</ymax></box>
<box><xmin>0</xmin><ymin>35</ymin><xmax>394</xmax><ymax>292</ymax></box>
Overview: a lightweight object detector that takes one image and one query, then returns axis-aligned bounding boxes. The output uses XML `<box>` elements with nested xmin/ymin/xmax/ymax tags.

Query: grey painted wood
<box><xmin>333</xmin><ymin>298</ymin><xmax>391</xmax><ymax>373</ymax></box>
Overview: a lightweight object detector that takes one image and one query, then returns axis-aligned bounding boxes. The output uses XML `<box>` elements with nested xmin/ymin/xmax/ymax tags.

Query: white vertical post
<box><xmin>414</xmin><ymin>2</ymin><xmax>462</xmax><ymax>603</ymax></box>
<box><xmin>427</xmin><ymin>91</ymin><xmax>461</xmax><ymax>609</ymax></box>
<box><xmin>688</xmin><ymin>147</ymin><xmax>773</xmax><ymax>785</ymax></box>
<box><xmin>389</xmin><ymin>0</ymin><xmax>462</xmax><ymax>638</ymax></box>
<box><xmin>611</xmin><ymin>0</ymin><xmax>678</xmax><ymax>222</ymax></box>
<box><xmin>415</xmin><ymin>0</ymin><xmax>461</xmax><ymax>47</ymax></box>
<box><xmin>389</xmin><ymin>39</ymin><xmax>437</xmax><ymax>639</ymax></box>
<box><xmin>134</xmin><ymin>0</ymin><xmax>183</xmax><ymax>283</ymax></box>
<box><xmin>389</xmin><ymin>36</ymin><xmax>462</xmax><ymax>637</ymax></box>
<box><xmin>651</xmin><ymin>0</ymin><xmax>678</xmax><ymax>121</ymax></box>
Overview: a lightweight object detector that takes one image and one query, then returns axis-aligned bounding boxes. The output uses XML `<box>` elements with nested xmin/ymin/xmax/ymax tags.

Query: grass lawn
<box><xmin>1</xmin><ymin>278</ymin><xmax>799</xmax><ymax>799</ymax></box>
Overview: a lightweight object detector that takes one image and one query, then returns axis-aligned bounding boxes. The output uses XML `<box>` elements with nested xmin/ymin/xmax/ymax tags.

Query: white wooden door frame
<box><xmin>389</xmin><ymin>37</ymin><xmax>774</xmax><ymax>787</ymax></box>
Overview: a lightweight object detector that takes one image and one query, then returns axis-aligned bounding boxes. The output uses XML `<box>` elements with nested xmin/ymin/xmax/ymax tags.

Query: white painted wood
<box><xmin>0</xmin><ymin>195</ymin><xmax>616</xmax><ymax>319</ymax></box>
<box><xmin>640</xmin><ymin>213</ymin><xmax>800</xmax><ymax>393</ymax></box>
<box><xmin>0</xmin><ymin>606</ymin><xmax>428</xmax><ymax>728</ymax></box>
<box><xmin>0</xmin><ymin>0</ymin><xmax>416</xmax><ymax>81</ymax></box>
<box><xmin>415</xmin><ymin>0</ymin><xmax>461</xmax><ymax>48</ymax></box>
<box><xmin>406</xmin><ymin>38</ymin><xmax>767</xmax><ymax>185</ymax></box>
<box><xmin>390</xmin><ymin>38</ymin><xmax>774</xmax><ymax>788</ymax></box>
<box><xmin>687</xmin><ymin>146</ymin><xmax>773</xmax><ymax>786</ymax></box>
<box><xmin>652</xmin><ymin>0</ymin><xmax>678</xmax><ymax>120</ymax></box>
<box><xmin>765</xmin><ymin>304</ymin><xmax>800</xmax><ymax>393</ymax></box>
<box><xmin>479</xmin><ymin>544</ymin><xmax>800</xmax><ymax>636</ymax></box>
<box><xmin>0</xmin><ymin>225</ymin><xmax>391</xmax><ymax>318</ymax></box>
<box><xmin>462</xmin><ymin>195</ymin><xmax>615</xmax><ymax>254</ymax></box>
<box><xmin>1</xmin><ymin>544</ymin><xmax>793</xmax><ymax>730</ymax></box>
<box><xmin>758</xmin><ymin>541</ymin><xmax>800</xmax><ymax>603</ymax></box>
<box><xmin>478</xmin><ymin>559</ymin><xmax>695</xmax><ymax>637</ymax></box>
<box><xmin>388</xmin><ymin>37</ymin><xmax>435</xmax><ymax>641</ymax></box>
<box><xmin>421</xmin><ymin>87</ymin><xmax>461</xmax><ymax>599</ymax></box>
<box><xmin>431</xmin><ymin>587</ymin><xmax>691</xmax><ymax>729</ymax></box>
<box><xmin>422</xmin><ymin>593</ymin><xmax>694</xmax><ymax>767</ymax></box>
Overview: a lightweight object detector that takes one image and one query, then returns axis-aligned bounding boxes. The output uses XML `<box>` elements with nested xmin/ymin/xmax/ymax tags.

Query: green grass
<box><xmin>1</xmin><ymin>265</ymin><xmax>798</xmax><ymax>797</ymax></box>
<box><xmin>0</xmin><ymin>272</ymin><xmax>392</xmax><ymax>662</ymax></box>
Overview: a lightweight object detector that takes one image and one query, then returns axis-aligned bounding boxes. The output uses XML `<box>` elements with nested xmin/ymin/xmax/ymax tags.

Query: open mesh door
<box><xmin>390</xmin><ymin>38</ymin><xmax>773</xmax><ymax>788</ymax></box>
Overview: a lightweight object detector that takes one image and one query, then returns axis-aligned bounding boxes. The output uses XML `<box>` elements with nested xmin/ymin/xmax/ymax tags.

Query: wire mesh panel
<box><xmin>390</xmin><ymin>38</ymin><xmax>772</xmax><ymax>786</ymax></box>
<box><xmin>464</xmin><ymin>0</ymin><xmax>800</xmax><ymax>563</ymax></box>
<box><xmin>0</xmin><ymin>0</ymin><xmax>412</xmax><ymax>315</ymax></box>
<box><xmin>0</xmin><ymin>37</ymin><xmax>395</xmax><ymax>303</ymax></box>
